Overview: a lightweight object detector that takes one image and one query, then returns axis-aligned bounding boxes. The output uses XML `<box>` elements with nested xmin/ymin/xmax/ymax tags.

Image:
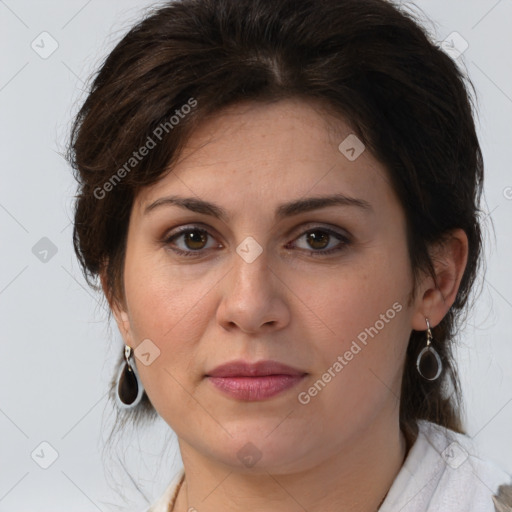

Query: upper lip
<box><xmin>206</xmin><ymin>360</ymin><xmax>307</xmax><ymax>378</ymax></box>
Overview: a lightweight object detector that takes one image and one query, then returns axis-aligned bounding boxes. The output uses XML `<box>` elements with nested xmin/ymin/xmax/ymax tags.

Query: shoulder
<box><xmin>379</xmin><ymin>420</ymin><xmax>512</xmax><ymax>512</ymax></box>
<box><xmin>144</xmin><ymin>468</ymin><xmax>185</xmax><ymax>512</ymax></box>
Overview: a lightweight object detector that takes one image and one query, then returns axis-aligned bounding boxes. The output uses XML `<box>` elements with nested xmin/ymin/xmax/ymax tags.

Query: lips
<box><xmin>205</xmin><ymin>360</ymin><xmax>308</xmax><ymax>401</ymax></box>
<box><xmin>206</xmin><ymin>359</ymin><xmax>306</xmax><ymax>378</ymax></box>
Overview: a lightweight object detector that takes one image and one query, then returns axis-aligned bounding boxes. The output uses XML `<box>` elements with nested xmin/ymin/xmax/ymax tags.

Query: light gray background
<box><xmin>1</xmin><ymin>0</ymin><xmax>511</xmax><ymax>510</ymax></box>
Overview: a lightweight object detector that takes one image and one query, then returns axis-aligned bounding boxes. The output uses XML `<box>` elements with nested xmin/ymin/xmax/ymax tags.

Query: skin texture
<box><xmin>106</xmin><ymin>98</ymin><xmax>468</xmax><ymax>511</ymax></box>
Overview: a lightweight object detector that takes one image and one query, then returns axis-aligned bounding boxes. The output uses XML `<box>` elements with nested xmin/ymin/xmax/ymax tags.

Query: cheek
<box><xmin>291</xmin><ymin>271</ymin><xmax>410</xmax><ymax>438</ymax></box>
<box><xmin>309</xmin><ymin>253</ymin><xmax>409</xmax><ymax>336</ymax></box>
<box><xmin>123</xmin><ymin>267</ymin><xmax>210</xmax><ymax>415</ymax></box>
<box><xmin>122</xmin><ymin>248</ymin><xmax>225</xmax><ymax>396</ymax></box>
<box><xmin>123</xmin><ymin>243</ymin><xmax>217</xmax><ymax>339</ymax></box>
<box><xmin>300</xmin><ymin>247</ymin><xmax>412</xmax><ymax>385</ymax></box>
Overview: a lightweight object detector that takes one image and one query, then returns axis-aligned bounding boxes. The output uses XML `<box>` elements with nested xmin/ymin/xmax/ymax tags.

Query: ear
<box><xmin>100</xmin><ymin>270</ymin><xmax>134</xmax><ymax>347</ymax></box>
<box><xmin>411</xmin><ymin>228</ymin><xmax>469</xmax><ymax>331</ymax></box>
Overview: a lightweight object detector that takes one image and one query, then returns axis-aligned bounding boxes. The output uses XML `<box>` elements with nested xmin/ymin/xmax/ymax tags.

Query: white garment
<box><xmin>145</xmin><ymin>420</ymin><xmax>512</xmax><ymax>512</ymax></box>
<box><xmin>379</xmin><ymin>420</ymin><xmax>511</xmax><ymax>511</ymax></box>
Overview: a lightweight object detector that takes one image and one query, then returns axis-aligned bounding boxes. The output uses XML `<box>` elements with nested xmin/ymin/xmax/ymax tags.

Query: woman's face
<box><xmin>115</xmin><ymin>98</ymin><xmax>425</xmax><ymax>473</ymax></box>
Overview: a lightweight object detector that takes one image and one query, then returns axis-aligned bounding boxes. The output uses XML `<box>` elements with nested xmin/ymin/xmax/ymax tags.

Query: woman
<box><xmin>67</xmin><ymin>0</ymin><xmax>512</xmax><ymax>510</ymax></box>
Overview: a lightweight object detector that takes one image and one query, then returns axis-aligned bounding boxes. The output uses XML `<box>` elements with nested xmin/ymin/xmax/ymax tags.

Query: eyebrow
<box><xmin>144</xmin><ymin>193</ymin><xmax>372</xmax><ymax>222</ymax></box>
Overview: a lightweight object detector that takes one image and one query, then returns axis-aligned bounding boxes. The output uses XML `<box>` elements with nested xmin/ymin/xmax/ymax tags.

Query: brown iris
<box><xmin>183</xmin><ymin>229</ymin><xmax>208</xmax><ymax>250</ymax></box>
<box><xmin>306</xmin><ymin>230</ymin><xmax>330</xmax><ymax>250</ymax></box>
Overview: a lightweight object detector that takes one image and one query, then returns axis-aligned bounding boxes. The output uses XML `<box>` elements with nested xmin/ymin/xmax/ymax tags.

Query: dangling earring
<box><xmin>416</xmin><ymin>318</ymin><xmax>442</xmax><ymax>381</ymax></box>
<box><xmin>115</xmin><ymin>345</ymin><xmax>144</xmax><ymax>409</ymax></box>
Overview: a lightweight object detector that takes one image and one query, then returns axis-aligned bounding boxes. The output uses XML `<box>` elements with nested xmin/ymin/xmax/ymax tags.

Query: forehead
<box><xmin>172</xmin><ymin>98</ymin><xmax>353</xmax><ymax>169</ymax></box>
<box><xmin>134</xmin><ymin>98</ymin><xmax>394</xmax><ymax>216</ymax></box>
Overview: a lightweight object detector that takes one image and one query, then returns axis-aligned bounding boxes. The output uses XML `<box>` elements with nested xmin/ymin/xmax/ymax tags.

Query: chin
<box><xmin>207</xmin><ymin>430</ymin><xmax>311</xmax><ymax>474</ymax></box>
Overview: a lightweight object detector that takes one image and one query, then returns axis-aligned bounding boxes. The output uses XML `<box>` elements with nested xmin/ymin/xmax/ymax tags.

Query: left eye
<box><xmin>164</xmin><ymin>226</ymin><xmax>350</xmax><ymax>257</ymax></box>
<box><xmin>290</xmin><ymin>228</ymin><xmax>349</xmax><ymax>254</ymax></box>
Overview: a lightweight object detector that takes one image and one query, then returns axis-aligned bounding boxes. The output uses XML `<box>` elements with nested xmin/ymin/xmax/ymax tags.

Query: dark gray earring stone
<box><xmin>118</xmin><ymin>363</ymin><xmax>139</xmax><ymax>405</ymax></box>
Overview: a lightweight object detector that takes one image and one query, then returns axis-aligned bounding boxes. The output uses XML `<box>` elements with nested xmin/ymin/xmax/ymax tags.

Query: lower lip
<box><xmin>207</xmin><ymin>374</ymin><xmax>306</xmax><ymax>401</ymax></box>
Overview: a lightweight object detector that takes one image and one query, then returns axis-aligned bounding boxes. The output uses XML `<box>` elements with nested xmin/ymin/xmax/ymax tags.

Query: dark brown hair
<box><xmin>68</xmin><ymin>0</ymin><xmax>484</xmax><ymax>453</ymax></box>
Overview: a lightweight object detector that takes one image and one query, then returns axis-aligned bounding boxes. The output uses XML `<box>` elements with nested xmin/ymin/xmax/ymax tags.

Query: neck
<box><xmin>172</xmin><ymin>411</ymin><xmax>408</xmax><ymax>512</ymax></box>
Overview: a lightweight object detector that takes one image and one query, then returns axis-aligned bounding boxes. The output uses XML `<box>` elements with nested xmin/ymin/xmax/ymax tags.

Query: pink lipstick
<box><xmin>206</xmin><ymin>360</ymin><xmax>307</xmax><ymax>401</ymax></box>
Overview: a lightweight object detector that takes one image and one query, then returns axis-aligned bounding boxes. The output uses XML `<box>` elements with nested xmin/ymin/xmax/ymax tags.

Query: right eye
<box><xmin>163</xmin><ymin>226</ymin><xmax>222</xmax><ymax>257</ymax></box>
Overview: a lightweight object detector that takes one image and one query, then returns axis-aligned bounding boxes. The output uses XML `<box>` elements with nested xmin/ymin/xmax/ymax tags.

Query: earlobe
<box><xmin>99</xmin><ymin>269</ymin><xmax>133</xmax><ymax>345</ymax></box>
<box><xmin>111</xmin><ymin>302</ymin><xmax>134</xmax><ymax>345</ymax></box>
<box><xmin>106</xmin><ymin>288</ymin><xmax>133</xmax><ymax>342</ymax></box>
<box><xmin>412</xmin><ymin>229</ymin><xmax>469</xmax><ymax>330</ymax></box>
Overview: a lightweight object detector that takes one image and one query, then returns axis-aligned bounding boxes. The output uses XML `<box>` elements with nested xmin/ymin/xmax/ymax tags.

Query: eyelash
<box><xmin>162</xmin><ymin>224</ymin><xmax>351</xmax><ymax>258</ymax></box>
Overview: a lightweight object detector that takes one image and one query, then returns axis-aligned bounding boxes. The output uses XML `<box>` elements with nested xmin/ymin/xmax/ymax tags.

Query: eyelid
<box><xmin>163</xmin><ymin>223</ymin><xmax>222</xmax><ymax>242</ymax></box>
<box><xmin>289</xmin><ymin>222</ymin><xmax>351</xmax><ymax>239</ymax></box>
<box><xmin>162</xmin><ymin>224</ymin><xmax>223</xmax><ymax>250</ymax></box>
<box><xmin>162</xmin><ymin>222</ymin><xmax>352</xmax><ymax>256</ymax></box>
<box><xmin>163</xmin><ymin>222</ymin><xmax>350</xmax><ymax>242</ymax></box>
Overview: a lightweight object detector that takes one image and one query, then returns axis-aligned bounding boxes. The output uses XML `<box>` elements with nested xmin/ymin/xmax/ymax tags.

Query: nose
<box><xmin>215</xmin><ymin>246</ymin><xmax>290</xmax><ymax>334</ymax></box>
